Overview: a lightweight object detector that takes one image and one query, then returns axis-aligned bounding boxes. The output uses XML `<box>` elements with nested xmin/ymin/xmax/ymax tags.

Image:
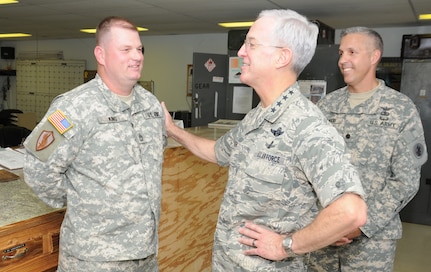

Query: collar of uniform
<box><xmin>346</xmin><ymin>79</ymin><xmax>385</xmax><ymax>114</ymax></box>
<box><xmin>328</xmin><ymin>79</ymin><xmax>385</xmax><ymax>114</ymax></box>
<box><xmin>264</xmin><ymin>82</ymin><xmax>301</xmax><ymax>124</ymax></box>
<box><xmin>130</xmin><ymin>84</ymin><xmax>153</xmax><ymax>114</ymax></box>
<box><xmin>94</xmin><ymin>74</ymin><xmax>152</xmax><ymax>114</ymax></box>
<box><xmin>94</xmin><ymin>74</ymin><xmax>128</xmax><ymax>113</ymax></box>
<box><xmin>241</xmin><ymin>83</ymin><xmax>300</xmax><ymax>133</ymax></box>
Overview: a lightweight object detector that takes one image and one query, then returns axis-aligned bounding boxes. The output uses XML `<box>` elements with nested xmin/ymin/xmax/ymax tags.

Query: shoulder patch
<box><xmin>413</xmin><ymin>142</ymin><xmax>426</xmax><ymax>160</ymax></box>
<box><xmin>25</xmin><ymin>119</ymin><xmax>66</xmax><ymax>162</ymax></box>
<box><xmin>410</xmin><ymin>141</ymin><xmax>428</xmax><ymax>167</ymax></box>
<box><xmin>36</xmin><ymin>130</ymin><xmax>55</xmax><ymax>151</ymax></box>
<box><xmin>48</xmin><ymin>110</ymin><xmax>73</xmax><ymax>134</ymax></box>
<box><xmin>401</xmin><ymin>128</ymin><xmax>428</xmax><ymax>166</ymax></box>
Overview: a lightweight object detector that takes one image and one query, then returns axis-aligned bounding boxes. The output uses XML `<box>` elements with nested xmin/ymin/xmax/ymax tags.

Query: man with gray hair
<box><xmin>309</xmin><ymin>26</ymin><xmax>427</xmax><ymax>271</ymax></box>
<box><xmin>162</xmin><ymin>10</ymin><xmax>367</xmax><ymax>271</ymax></box>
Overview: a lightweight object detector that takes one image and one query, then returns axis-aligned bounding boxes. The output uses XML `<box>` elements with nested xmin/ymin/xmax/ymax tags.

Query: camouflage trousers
<box><xmin>57</xmin><ymin>249</ymin><xmax>158</xmax><ymax>272</ymax></box>
<box><xmin>307</xmin><ymin>236</ymin><xmax>396</xmax><ymax>272</ymax></box>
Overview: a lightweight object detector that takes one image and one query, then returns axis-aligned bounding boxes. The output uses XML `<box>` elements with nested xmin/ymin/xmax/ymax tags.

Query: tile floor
<box><xmin>394</xmin><ymin>222</ymin><xmax>431</xmax><ymax>271</ymax></box>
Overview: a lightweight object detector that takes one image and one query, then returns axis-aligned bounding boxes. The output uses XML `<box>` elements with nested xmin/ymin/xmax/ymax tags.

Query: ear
<box><xmin>371</xmin><ymin>49</ymin><xmax>381</xmax><ymax>65</ymax></box>
<box><xmin>276</xmin><ymin>47</ymin><xmax>293</xmax><ymax>68</ymax></box>
<box><xmin>94</xmin><ymin>45</ymin><xmax>105</xmax><ymax>65</ymax></box>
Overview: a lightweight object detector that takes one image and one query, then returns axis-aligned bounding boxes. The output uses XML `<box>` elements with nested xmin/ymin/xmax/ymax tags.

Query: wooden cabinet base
<box><xmin>0</xmin><ymin>210</ymin><xmax>65</xmax><ymax>272</ymax></box>
<box><xmin>158</xmin><ymin>147</ymin><xmax>228</xmax><ymax>271</ymax></box>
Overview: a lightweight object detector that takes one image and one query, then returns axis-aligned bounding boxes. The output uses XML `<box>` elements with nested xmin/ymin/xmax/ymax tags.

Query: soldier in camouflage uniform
<box><xmin>23</xmin><ymin>16</ymin><xmax>166</xmax><ymax>272</ymax></box>
<box><xmin>161</xmin><ymin>9</ymin><xmax>367</xmax><ymax>271</ymax></box>
<box><xmin>309</xmin><ymin>27</ymin><xmax>428</xmax><ymax>271</ymax></box>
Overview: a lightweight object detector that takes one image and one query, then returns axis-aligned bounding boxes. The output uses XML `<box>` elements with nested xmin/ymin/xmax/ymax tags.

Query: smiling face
<box><xmin>237</xmin><ymin>17</ymin><xmax>280</xmax><ymax>89</ymax></box>
<box><xmin>95</xmin><ymin>23</ymin><xmax>143</xmax><ymax>94</ymax></box>
<box><xmin>338</xmin><ymin>33</ymin><xmax>381</xmax><ymax>92</ymax></box>
<box><xmin>106</xmin><ymin>26</ymin><xmax>143</xmax><ymax>80</ymax></box>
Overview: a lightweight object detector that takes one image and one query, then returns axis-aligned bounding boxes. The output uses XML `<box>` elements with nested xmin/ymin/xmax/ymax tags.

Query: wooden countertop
<box><xmin>0</xmin><ymin>170</ymin><xmax>61</xmax><ymax>227</ymax></box>
<box><xmin>167</xmin><ymin>126</ymin><xmax>230</xmax><ymax>147</ymax></box>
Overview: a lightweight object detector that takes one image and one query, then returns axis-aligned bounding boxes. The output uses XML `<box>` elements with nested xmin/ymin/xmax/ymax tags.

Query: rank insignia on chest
<box><xmin>48</xmin><ymin>110</ymin><xmax>73</xmax><ymax>134</ymax></box>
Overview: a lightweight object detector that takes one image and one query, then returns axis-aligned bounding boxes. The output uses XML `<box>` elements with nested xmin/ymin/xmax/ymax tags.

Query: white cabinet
<box><xmin>16</xmin><ymin>60</ymin><xmax>86</xmax><ymax>121</ymax></box>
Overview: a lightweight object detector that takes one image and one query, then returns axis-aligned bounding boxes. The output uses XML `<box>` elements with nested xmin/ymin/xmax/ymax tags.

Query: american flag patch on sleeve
<box><xmin>48</xmin><ymin>110</ymin><xmax>73</xmax><ymax>134</ymax></box>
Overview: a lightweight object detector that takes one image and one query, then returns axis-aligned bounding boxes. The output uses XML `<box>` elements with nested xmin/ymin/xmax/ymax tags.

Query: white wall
<box><xmin>1</xmin><ymin>33</ymin><xmax>227</xmax><ymax>112</ymax></box>
<box><xmin>1</xmin><ymin>25</ymin><xmax>431</xmax><ymax>112</ymax></box>
<box><xmin>137</xmin><ymin>34</ymin><xmax>227</xmax><ymax>111</ymax></box>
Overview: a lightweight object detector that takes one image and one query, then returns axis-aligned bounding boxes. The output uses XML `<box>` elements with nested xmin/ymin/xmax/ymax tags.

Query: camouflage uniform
<box><xmin>23</xmin><ymin>74</ymin><xmax>166</xmax><ymax>271</ymax></box>
<box><xmin>310</xmin><ymin>79</ymin><xmax>427</xmax><ymax>271</ymax></box>
<box><xmin>213</xmin><ymin>83</ymin><xmax>365</xmax><ymax>271</ymax></box>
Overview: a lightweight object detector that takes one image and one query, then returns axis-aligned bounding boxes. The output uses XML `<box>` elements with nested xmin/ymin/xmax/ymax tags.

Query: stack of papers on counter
<box><xmin>208</xmin><ymin>119</ymin><xmax>240</xmax><ymax>129</ymax></box>
<box><xmin>0</xmin><ymin>147</ymin><xmax>25</xmax><ymax>170</ymax></box>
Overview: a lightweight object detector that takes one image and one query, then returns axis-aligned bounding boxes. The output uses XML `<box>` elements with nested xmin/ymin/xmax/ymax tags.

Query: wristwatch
<box><xmin>282</xmin><ymin>234</ymin><xmax>299</xmax><ymax>258</ymax></box>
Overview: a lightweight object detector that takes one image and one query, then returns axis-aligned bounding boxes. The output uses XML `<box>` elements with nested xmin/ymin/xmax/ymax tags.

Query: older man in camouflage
<box><xmin>23</xmin><ymin>16</ymin><xmax>166</xmax><ymax>271</ymax></box>
<box><xmin>309</xmin><ymin>27</ymin><xmax>428</xmax><ymax>271</ymax></box>
<box><xmin>162</xmin><ymin>9</ymin><xmax>367</xmax><ymax>271</ymax></box>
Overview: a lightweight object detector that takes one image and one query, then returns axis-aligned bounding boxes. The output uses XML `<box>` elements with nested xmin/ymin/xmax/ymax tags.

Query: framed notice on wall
<box><xmin>229</xmin><ymin>57</ymin><xmax>242</xmax><ymax>84</ymax></box>
<box><xmin>138</xmin><ymin>80</ymin><xmax>155</xmax><ymax>94</ymax></box>
<box><xmin>298</xmin><ymin>80</ymin><xmax>327</xmax><ymax>104</ymax></box>
<box><xmin>186</xmin><ymin>64</ymin><xmax>193</xmax><ymax>96</ymax></box>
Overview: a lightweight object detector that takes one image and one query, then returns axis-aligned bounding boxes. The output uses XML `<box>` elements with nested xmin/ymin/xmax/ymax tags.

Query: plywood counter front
<box><xmin>159</xmin><ymin>127</ymin><xmax>229</xmax><ymax>272</ymax></box>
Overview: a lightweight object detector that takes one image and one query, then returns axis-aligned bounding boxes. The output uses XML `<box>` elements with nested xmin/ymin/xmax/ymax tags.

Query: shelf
<box><xmin>0</xmin><ymin>70</ymin><xmax>16</xmax><ymax>76</ymax></box>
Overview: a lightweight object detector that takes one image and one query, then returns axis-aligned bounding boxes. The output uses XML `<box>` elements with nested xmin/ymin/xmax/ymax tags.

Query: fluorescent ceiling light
<box><xmin>0</xmin><ymin>33</ymin><xmax>31</xmax><ymax>38</ymax></box>
<box><xmin>0</xmin><ymin>0</ymin><xmax>18</xmax><ymax>4</ymax></box>
<box><xmin>419</xmin><ymin>14</ymin><xmax>431</xmax><ymax>20</ymax></box>
<box><xmin>80</xmin><ymin>27</ymin><xmax>149</xmax><ymax>34</ymax></box>
<box><xmin>218</xmin><ymin>22</ymin><xmax>253</xmax><ymax>28</ymax></box>
<box><xmin>80</xmin><ymin>29</ymin><xmax>97</xmax><ymax>34</ymax></box>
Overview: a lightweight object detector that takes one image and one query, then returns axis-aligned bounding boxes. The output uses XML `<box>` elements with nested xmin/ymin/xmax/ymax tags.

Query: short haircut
<box><xmin>95</xmin><ymin>16</ymin><xmax>138</xmax><ymax>45</ymax></box>
<box><xmin>257</xmin><ymin>9</ymin><xmax>319</xmax><ymax>75</ymax></box>
<box><xmin>340</xmin><ymin>26</ymin><xmax>384</xmax><ymax>57</ymax></box>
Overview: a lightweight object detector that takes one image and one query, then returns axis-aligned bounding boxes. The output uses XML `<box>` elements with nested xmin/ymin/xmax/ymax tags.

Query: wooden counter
<box><xmin>0</xmin><ymin>210</ymin><xmax>65</xmax><ymax>272</ymax></box>
<box><xmin>0</xmin><ymin>127</ymin><xmax>230</xmax><ymax>272</ymax></box>
<box><xmin>0</xmin><ymin>170</ymin><xmax>65</xmax><ymax>272</ymax></box>
<box><xmin>159</xmin><ymin>146</ymin><xmax>228</xmax><ymax>271</ymax></box>
<box><xmin>160</xmin><ymin>126</ymin><xmax>230</xmax><ymax>271</ymax></box>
